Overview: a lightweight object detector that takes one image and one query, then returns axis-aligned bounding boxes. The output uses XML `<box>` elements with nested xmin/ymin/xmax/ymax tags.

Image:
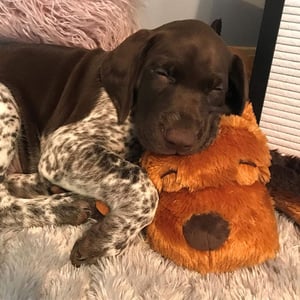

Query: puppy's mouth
<box><xmin>159</xmin><ymin>125</ymin><xmax>218</xmax><ymax>156</ymax></box>
<box><xmin>141</xmin><ymin>131</ymin><xmax>216</xmax><ymax>156</ymax></box>
<box><xmin>136</xmin><ymin>116</ymin><xmax>220</xmax><ymax>156</ymax></box>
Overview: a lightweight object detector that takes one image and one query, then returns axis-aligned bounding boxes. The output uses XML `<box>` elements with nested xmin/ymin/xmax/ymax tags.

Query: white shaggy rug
<box><xmin>0</xmin><ymin>214</ymin><xmax>299</xmax><ymax>300</ymax></box>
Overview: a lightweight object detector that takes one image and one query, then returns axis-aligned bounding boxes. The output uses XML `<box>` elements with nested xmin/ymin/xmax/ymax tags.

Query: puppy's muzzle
<box><xmin>160</xmin><ymin>112</ymin><xmax>199</xmax><ymax>155</ymax></box>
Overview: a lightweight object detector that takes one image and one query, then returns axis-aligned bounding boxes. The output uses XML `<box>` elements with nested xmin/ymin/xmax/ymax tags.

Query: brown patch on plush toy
<box><xmin>183</xmin><ymin>213</ymin><xmax>230</xmax><ymax>251</ymax></box>
<box><xmin>141</xmin><ymin>103</ymin><xmax>279</xmax><ymax>274</ymax></box>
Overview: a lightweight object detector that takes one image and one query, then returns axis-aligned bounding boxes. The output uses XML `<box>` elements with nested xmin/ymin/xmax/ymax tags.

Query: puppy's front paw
<box><xmin>70</xmin><ymin>222</ymin><xmax>124</xmax><ymax>267</ymax></box>
<box><xmin>52</xmin><ymin>194</ymin><xmax>97</xmax><ymax>225</ymax></box>
<box><xmin>70</xmin><ymin>236</ymin><xmax>100</xmax><ymax>267</ymax></box>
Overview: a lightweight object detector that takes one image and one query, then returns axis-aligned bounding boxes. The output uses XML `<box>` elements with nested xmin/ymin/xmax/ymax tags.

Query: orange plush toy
<box><xmin>140</xmin><ymin>102</ymin><xmax>279</xmax><ymax>274</ymax></box>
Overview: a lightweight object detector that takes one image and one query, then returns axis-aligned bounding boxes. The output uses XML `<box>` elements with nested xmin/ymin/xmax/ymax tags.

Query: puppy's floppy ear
<box><xmin>101</xmin><ymin>29</ymin><xmax>152</xmax><ymax>124</ymax></box>
<box><xmin>210</xmin><ymin>19</ymin><xmax>222</xmax><ymax>35</ymax></box>
<box><xmin>226</xmin><ymin>54</ymin><xmax>248</xmax><ymax>115</ymax></box>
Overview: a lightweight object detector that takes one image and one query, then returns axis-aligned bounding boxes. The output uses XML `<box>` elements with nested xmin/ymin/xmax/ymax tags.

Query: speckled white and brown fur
<box><xmin>0</xmin><ymin>83</ymin><xmax>159</xmax><ymax>265</ymax></box>
<box><xmin>0</xmin><ymin>83</ymin><xmax>93</xmax><ymax>228</ymax></box>
<box><xmin>40</xmin><ymin>90</ymin><xmax>158</xmax><ymax>264</ymax></box>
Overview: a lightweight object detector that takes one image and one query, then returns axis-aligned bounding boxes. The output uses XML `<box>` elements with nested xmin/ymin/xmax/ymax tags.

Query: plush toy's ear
<box><xmin>210</xmin><ymin>18</ymin><xmax>222</xmax><ymax>35</ymax></box>
<box><xmin>226</xmin><ymin>54</ymin><xmax>248</xmax><ymax>115</ymax></box>
<box><xmin>101</xmin><ymin>29</ymin><xmax>152</xmax><ymax>124</ymax></box>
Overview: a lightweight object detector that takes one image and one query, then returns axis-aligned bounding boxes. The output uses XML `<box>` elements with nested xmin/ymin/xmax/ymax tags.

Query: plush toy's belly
<box><xmin>147</xmin><ymin>182</ymin><xmax>279</xmax><ymax>274</ymax></box>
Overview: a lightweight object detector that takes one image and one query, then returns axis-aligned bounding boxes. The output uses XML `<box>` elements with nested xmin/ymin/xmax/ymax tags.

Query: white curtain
<box><xmin>259</xmin><ymin>0</ymin><xmax>300</xmax><ymax>157</ymax></box>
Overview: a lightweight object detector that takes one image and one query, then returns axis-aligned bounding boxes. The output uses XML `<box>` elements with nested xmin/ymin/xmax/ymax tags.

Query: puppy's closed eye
<box><xmin>211</xmin><ymin>85</ymin><xmax>223</xmax><ymax>92</ymax></box>
<box><xmin>151</xmin><ymin>68</ymin><xmax>176</xmax><ymax>84</ymax></box>
<box><xmin>207</xmin><ymin>87</ymin><xmax>225</xmax><ymax>108</ymax></box>
<box><xmin>152</xmin><ymin>68</ymin><xmax>168</xmax><ymax>77</ymax></box>
<box><xmin>202</xmin><ymin>76</ymin><xmax>223</xmax><ymax>92</ymax></box>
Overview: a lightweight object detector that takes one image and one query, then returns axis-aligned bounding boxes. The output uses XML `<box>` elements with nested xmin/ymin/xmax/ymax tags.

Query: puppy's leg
<box><xmin>0</xmin><ymin>83</ymin><xmax>94</xmax><ymax>228</ymax></box>
<box><xmin>5</xmin><ymin>173</ymin><xmax>53</xmax><ymax>198</ymax></box>
<box><xmin>38</xmin><ymin>125</ymin><xmax>159</xmax><ymax>266</ymax></box>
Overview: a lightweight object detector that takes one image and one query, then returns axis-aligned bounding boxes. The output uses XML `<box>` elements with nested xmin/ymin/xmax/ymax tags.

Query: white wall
<box><xmin>138</xmin><ymin>0</ymin><xmax>265</xmax><ymax>46</ymax></box>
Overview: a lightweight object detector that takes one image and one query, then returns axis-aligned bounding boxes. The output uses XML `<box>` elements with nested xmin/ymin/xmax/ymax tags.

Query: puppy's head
<box><xmin>101</xmin><ymin>19</ymin><xmax>247</xmax><ymax>155</ymax></box>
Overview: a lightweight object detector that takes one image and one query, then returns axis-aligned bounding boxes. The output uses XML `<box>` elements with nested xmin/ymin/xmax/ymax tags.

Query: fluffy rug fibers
<box><xmin>0</xmin><ymin>214</ymin><xmax>299</xmax><ymax>300</ymax></box>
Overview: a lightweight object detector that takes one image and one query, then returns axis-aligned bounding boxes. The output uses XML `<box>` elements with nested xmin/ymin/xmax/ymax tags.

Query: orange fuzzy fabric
<box><xmin>146</xmin><ymin>183</ymin><xmax>278</xmax><ymax>273</ymax></box>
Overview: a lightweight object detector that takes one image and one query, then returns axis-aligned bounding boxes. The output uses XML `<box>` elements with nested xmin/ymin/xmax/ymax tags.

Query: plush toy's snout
<box><xmin>183</xmin><ymin>213</ymin><xmax>230</xmax><ymax>251</ymax></box>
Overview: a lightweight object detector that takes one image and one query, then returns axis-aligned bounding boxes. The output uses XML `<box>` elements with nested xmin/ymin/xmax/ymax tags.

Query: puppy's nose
<box><xmin>165</xmin><ymin>128</ymin><xmax>195</xmax><ymax>152</ymax></box>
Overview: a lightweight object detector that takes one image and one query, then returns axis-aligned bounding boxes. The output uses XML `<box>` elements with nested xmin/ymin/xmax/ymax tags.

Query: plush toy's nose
<box><xmin>183</xmin><ymin>213</ymin><xmax>230</xmax><ymax>251</ymax></box>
